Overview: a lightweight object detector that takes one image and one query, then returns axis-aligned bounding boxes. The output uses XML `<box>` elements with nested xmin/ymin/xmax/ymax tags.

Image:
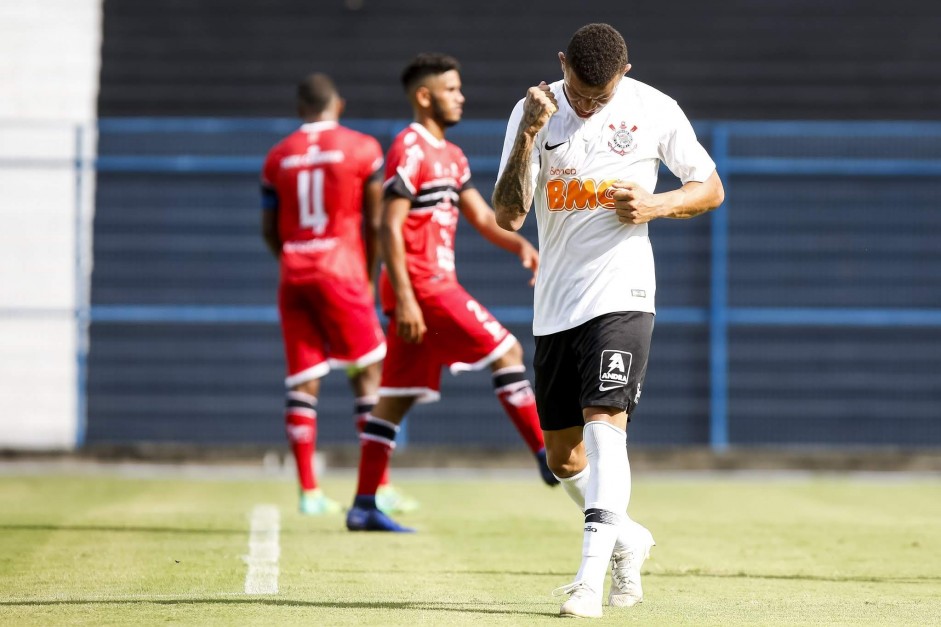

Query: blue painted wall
<box><xmin>86</xmin><ymin>120</ymin><xmax>941</xmax><ymax>448</ymax></box>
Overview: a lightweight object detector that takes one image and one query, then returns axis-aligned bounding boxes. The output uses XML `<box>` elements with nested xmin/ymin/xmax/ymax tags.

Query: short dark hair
<box><xmin>296</xmin><ymin>73</ymin><xmax>337</xmax><ymax>114</ymax></box>
<box><xmin>565</xmin><ymin>23</ymin><xmax>628</xmax><ymax>86</ymax></box>
<box><xmin>400</xmin><ymin>52</ymin><xmax>461</xmax><ymax>92</ymax></box>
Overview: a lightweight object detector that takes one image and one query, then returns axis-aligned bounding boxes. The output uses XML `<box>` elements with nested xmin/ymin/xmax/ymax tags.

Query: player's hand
<box><xmin>396</xmin><ymin>298</ymin><xmax>427</xmax><ymax>344</ymax></box>
<box><xmin>612</xmin><ymin>181</ymin><xmax>663</xmax><ymax>225</ymax></box>
<box><xmin>521</xmin><ymin>82</ymin><xmax>558</xmax><ymax>136</ymax></box>
<box><xmin>517</xmin><ymin>239</ymin><xmax>539</xmax><ymax>287</ymax></box>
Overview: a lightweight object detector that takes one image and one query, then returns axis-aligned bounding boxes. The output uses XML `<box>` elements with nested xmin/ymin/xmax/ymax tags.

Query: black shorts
<box><xmin>533</xmin><ymin>311</ymin><xmax>654</xmax><ymax>431</ymax></box>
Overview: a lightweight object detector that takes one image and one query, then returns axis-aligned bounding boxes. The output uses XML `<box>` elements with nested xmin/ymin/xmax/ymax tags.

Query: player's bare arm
<box><xmin>362</xmin><ymin>178</ymin><xmax>383</xmax><ymax>290</ymax></box>
<box><xmin>260</xmin><ymin>205</ymin><xmax>281</xmax><ymax>259</ymax></box>
<box><xmin>382</xmin><ymin>196</ymin><xmax>427</xmax><ymax>343</ymax></box>
<box><xmin>493</xmin><ymin>82</ymin><xmax>558</xmax><ymax>232</ymax></box>
<box><xmin>612</xmin><ymin>170</ymin><xmax>725</xmax><ymax>225</ymax></box>
<box><xmin>460</xmin><ymin>187</ymin><xmax>539</xmax><ymax>286</ymax></box>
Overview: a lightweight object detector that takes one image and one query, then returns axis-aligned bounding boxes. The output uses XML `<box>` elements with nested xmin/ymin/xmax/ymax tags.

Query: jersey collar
<box><xmin>410</xmin><ymin>122</ymin><xmax>446</xmax><ymax>148</ymax></box>
<box><xmin>300</xmin><ymin>120</ymin><xmax>339</xmax><ymax>132</ymax></box>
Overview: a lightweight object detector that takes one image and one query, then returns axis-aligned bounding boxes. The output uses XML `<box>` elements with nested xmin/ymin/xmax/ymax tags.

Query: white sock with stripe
<box><xmin>556</xmin><ymin>442</ymin><xmax>643</xmax><ymax>551</ymax></box>
<box><xmin>573</xmin><ymin>421</ymin><xmax>631</xmax><ymax>592</ymax></box>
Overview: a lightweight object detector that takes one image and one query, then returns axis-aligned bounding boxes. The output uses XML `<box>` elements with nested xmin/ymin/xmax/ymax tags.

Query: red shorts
<box><xmin>278</xmin><ymin>277</ymin><xmax>386</xmax><ymax>387</ymax></box>
<box><xmin>379</xmin><ymin>285</ymin><xmax>518</xmax><ymax>404</ymax></box>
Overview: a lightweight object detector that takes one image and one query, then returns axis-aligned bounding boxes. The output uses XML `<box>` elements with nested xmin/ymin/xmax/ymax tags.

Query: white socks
<box><xmin>557</xmin><ymin>458</ymin><xmax>642</xmax><ymax>550</ymax></box>
<box><xmin>571</xmin><ymin>421</ymin><xmax>631</xmax><ymax>592</ymax></box>
<box><xmin>556</xmin><ymin>427</ymin><xmax>648</xmax><ymax>551</ymax></box>
<box><xmin>558</xmin><ymin>464</ymin><xmax>591</xmax><ymax>509</ymax></box>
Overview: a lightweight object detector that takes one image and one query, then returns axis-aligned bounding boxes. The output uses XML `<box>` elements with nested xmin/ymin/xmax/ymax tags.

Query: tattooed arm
<box><xmin>492</xmin><ymin>82</ymin><xmax>558</xmax><ymax>232</ymax></box>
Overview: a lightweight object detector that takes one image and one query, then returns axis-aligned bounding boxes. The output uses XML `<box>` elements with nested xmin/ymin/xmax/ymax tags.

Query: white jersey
<box><xmin>497</xmin><ymin>77</ymin><xmax>716</xmax><ymax>336</ymax></box>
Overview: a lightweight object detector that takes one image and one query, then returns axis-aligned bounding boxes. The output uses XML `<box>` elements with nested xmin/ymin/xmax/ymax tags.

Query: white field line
<box><xmin>243</xmin><ymin>504</ymin><xmax>280</xmax><ymax>595</ymax></box>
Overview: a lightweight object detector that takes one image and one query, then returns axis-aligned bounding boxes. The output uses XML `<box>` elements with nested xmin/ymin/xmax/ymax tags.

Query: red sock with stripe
<box><xmin>285</xmin><ymin>391</ymin><xmax>318</xmax><ymax>491</ymax></box>
<box><xmin>492</xmin><ymin>366</ymin><xmax>545</xmax><ymax>454</ymax></box>
<box><xmin>355</xmin><ymin>415</ymin><xmax>399</xmax><ymax>500</ymax></box>
<box><xmin>354</xmin><ymin>396</ymin><xmax>390</xmax><ymax>487</ymax></box>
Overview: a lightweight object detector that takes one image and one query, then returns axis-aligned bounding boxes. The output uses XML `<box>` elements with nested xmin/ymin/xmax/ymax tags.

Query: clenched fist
<box><xmin>522</xmin><ymin>81</ymin><xmax>558</xmax><ymax>136</ymax></box>
<box><xmin>612</xmin><ymin>181</ymin><xmax>663</xmax><ymax>225</ymax></box>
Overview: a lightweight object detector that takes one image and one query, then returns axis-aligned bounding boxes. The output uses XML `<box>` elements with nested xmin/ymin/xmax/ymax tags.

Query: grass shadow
<box><xmin>0</xmin><ymin>597</ymin><xmax>552</xmax><ymax>617</ymax></box>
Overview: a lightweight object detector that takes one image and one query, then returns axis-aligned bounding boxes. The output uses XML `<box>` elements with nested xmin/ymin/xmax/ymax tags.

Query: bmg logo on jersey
<box><xmin>598</xmin><ymin>350</ymin><xmax>632</xmax><ymax>391</ymax></box>
<box><xmin>545</xmin><ymin>178</ymin><xmax>618</xmax><ymax>211</ymax></box>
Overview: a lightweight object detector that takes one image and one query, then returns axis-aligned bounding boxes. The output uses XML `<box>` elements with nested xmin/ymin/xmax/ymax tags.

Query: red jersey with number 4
<box><xmin>381</xmin><ymin>123</ymin><xmax>475</xmax><ymax>306</ymax></box>
<box><xmin>262</xmin><ymin>121</ymin><xmax>383</xmax><ymax>284</ymax></box>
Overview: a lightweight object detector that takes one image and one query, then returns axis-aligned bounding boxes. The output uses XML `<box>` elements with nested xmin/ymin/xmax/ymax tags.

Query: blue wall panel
<box><xmin>86</xmin><ymin>120</ymin><xmax>941</xmax><ymax>449</ymax></box>
<box><xmin>729</xmin><ymin>327</ymin><xmax>941</xmax><ymax>446</ymax></box>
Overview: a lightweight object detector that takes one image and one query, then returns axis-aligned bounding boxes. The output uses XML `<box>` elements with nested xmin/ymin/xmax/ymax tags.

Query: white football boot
<box><xmin>555</xmin><ymin>581</ymin><xmax>603</xmax><ymax>618</ymax></box>
<box><xmin>608</xmin><ymin>524</ymin><xmax>656</xmax><ymax>607</ymax></box>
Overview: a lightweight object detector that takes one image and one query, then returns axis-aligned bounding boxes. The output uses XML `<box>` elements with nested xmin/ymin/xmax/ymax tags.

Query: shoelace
<box><xmin>611</xmin><ymin>548</ymin><xmax>638</xmax><ymax>584</ymax></box>
<box><xmin>552</xmin><ymin>580</ymin><xmax>595</xmax><ymax>598</ymax></box>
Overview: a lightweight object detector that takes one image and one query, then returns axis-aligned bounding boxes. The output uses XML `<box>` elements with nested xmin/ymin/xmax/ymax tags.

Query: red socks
<box><xmin>355</xmin><ymin>415</ymin><xmax>400</xmax><ymax>497</ymax></box>
<box><xmin>493</xmin><ymin>366</ymin><xmax>545</xmax><ymax>454</ymax></box>
<box><xmin>285</xmin><ymin>391</ymin><xmax>318</xmax><ymax>490</ymax></box>
<box><xmin>354</xmin><ymin>396</ymin><xmax>391</xmax><ymax>486</ymax></box>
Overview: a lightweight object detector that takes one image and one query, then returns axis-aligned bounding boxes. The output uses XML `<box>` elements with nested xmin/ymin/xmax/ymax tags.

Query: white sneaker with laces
<box><xmin>554</xmin><ymin>580</ymin><xmax>602</xmax><ymax>618</ymax></box>
<box><xmin>608</xmin><ymin>525</ymin><xmax>656</xmax><ymax>607</ymax></box>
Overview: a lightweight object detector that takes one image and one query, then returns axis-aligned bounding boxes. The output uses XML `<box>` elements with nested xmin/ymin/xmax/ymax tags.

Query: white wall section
<box><xmin>0</xmin><ymin>0</ymin><xmax>102</xmax><ymax>449</ymax></box>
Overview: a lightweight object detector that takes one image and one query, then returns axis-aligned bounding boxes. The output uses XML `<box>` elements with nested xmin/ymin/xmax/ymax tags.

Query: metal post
<box><xmin>708</xmin><ymin>125</ymin><xmax>730</xmax><ymax>450</ymax></box>
<box><xmin>74</xmin><ymin>123</ymin><xmax>89</xmax><ymax>446</ymax></box>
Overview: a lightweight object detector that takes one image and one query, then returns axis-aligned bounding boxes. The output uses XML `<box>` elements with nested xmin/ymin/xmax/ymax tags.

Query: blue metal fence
<box><xmin>74</xmin><ymin>119</ymin><xmax>941</xmax><ymax>449</ymax></box>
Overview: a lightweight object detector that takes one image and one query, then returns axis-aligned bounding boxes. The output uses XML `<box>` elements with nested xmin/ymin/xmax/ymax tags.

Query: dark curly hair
<box><xmin>565</xmin><ymin>23</ymin><xmax>629</xmax><ymax>87</ymax></box>
<box><xmin>400</xmin><ymin>52</ymin><xmax>461</xmax><ymax>92</ymax></box>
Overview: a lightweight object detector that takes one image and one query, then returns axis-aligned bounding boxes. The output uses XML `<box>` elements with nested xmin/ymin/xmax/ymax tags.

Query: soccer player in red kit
<box><xmin>346</xmin><ymin>53</ymin><xmax>556</xmax><ymax>533</ymax></box>
<box><xmin>261</xmin><ymin>73</ymin><xmax>415</xmax><ymax>516</ymax></box>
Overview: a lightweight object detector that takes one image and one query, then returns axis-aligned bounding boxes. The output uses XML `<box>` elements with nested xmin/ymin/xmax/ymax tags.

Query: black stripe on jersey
<box><xmin>412</xmin><ymin>194</ymin><xmax>460</xmax><ymax>209</ymax></box>
<box><xmin>584</xmin><ymin>508</ymin><xmax>620</xmax><ymax>526</ymax></box>
<box><xmin>416</xmin><ymin>184</ymin><xmax>456</xmax><ymax>196</ymax></box>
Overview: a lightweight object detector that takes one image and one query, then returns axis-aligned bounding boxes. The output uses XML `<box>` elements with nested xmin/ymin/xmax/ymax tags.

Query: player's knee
<box><xmin>349</xmin><ymin>360</ymin><xmax>381</xmax><ymax>389</ymax></box>
<box><xmin>291</xmin><ymin>379</ymin><xmax>320</xmax><ymax>398</ymax></box>
<box><xmin>545</xmin><ymin>446</ymin><xmax>583</xmax><ymax>478</ymax></box>
<box><xmin>493</xmin><ymin>340</ymin><xmax>524</xmax><ymax>370</ymax></box>
<box><xmin>372</xmin><ymin>395</ymin><xmax>414</xmax><ymax>425</ymax></box>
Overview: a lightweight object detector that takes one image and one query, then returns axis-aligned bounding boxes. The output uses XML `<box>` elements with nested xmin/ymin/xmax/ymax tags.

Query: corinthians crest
<box><xmin>607</xmin><ymin>121</ymin><xmax>638</xmax><ymax>156</ymax></box>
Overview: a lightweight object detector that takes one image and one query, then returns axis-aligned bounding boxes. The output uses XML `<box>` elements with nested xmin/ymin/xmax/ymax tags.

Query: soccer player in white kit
<box><xmin>493</xmin><ymin>23</ymin><xmax>725</xmax><ymax>618</ymax></box>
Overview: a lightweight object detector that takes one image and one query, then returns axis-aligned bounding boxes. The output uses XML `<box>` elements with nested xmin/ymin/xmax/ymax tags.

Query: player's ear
<box><xmin>336</xmin><ymin>96</ymin><xmax>346</xmax><ymax>117</ymax></box>
<box><xmin>558</xmin><ymin>52</ymin><xmax>566</xmax><ymax>74</ymax></box>
<box><xmin>414</xmin><ymin>85</ymin><xmax>432</xmax><ymax>109</ymax></box>
<box><xmin>623</xmin><ymin>63</ymin><xmax>632</xmax><ymax>75</ymax></box>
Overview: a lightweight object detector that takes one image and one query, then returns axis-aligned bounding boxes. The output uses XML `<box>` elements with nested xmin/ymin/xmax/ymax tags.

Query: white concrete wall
<box><xmin>0</xmin><ymin>1</ymin><xmax>101</xmax><ymax>449</ymax></box>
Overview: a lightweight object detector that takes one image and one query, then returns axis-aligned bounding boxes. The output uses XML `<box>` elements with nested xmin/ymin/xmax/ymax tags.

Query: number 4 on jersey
<box><xmin>297</xmin><ymin>169</ymin><xmax>328</xmax><ymax>235</ymax></box>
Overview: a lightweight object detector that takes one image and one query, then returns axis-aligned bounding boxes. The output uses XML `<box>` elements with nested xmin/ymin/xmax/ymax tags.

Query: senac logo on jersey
<box><xmin>545</xmin><ymin>178</ymin><xmax>619</xmax><ymax>211</ymax></box>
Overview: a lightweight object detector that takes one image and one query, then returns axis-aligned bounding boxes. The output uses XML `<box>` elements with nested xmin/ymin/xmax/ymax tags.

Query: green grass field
<box><xmin>1</xmin><ymin>467</ymin><xmax>939</xmax><ymax>625</ymax></box>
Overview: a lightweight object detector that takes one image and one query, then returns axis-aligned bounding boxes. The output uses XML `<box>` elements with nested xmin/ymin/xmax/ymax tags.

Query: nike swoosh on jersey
<box><xmin>598</xmin><ymin>382</ymin><xmax>626</xmax><ymax>392</ymax></box>
<box><xmin>544</xmin><ymin>140</ymin><xmax>568</xmax><ymax>151</ymax></box>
